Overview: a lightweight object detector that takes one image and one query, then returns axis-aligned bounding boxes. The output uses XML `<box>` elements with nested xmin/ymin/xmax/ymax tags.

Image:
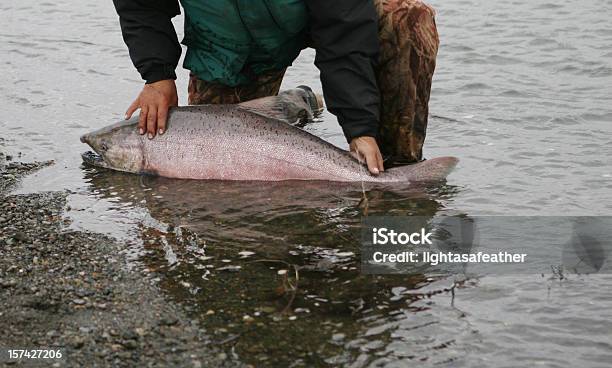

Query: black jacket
<box><xmin>113</xmin><ymin>0</ymin><xmax>380</xmax><ymax>141</ymax></box>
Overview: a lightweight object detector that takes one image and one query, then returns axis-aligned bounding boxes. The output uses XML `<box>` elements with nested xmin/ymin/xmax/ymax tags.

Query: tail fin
<box><xmin>387</xmin><ymin>156</ymin><xmax>458</xmax><ymax>182</ymax></box>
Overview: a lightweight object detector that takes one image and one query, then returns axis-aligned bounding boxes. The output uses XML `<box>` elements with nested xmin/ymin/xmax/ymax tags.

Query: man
<box><xmin>113</xmin><ymin>0</ymin><xmax>438</xmax><ymax>175</ymax></box>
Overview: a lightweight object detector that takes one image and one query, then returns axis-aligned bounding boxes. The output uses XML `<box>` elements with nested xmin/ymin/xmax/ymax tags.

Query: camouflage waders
<box><xmin>188</xmin><ymin>0</ymin><xmax>439</xmax><ymax>165</ymax></box>
<box><xmin>188</xmin><ymin>69</ymin><xmax>286</xmax><ymax>105</ymax></box>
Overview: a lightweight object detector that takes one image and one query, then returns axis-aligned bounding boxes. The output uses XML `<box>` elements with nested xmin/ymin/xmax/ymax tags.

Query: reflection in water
<box><xmin>83</xmin><ymin>168</ymin><xmax>468</xmax><ymax>366</ymax></box>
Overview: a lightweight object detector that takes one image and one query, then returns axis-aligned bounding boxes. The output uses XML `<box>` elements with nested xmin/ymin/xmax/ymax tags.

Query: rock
<box><xmin>259</xmin><ymin>306</ymin><xmax>276</xmax><ymax>314</ymax></box>
<box><xmin>217</xmin><ymin>265</ymin><xmax>241</xmax><ymax>272</ymax></box>
<box><xmin>71</xmin><ymin>337</ymin><xmax>86</xmax><ymax>349</ymax></box>
<box><xmin>122</xmin><ymin>330</ymin><xmax>139</xmax><ymax>340</ymax></box>
<box><xmin>76</xmin><ymin>288</ymin><xmax>93</xmax><ymax>297</ymax></box>
<box><xmin>13</xmin><ymin>232</ymin><xmax>28</xmax><ymax>242</ymax></box>
<box><xmin>1</xmin><ymin>279</ymin><xmax>17</xmax><ymax>288</ymax></box>
<box><xmin>122</xmin><ymin>340</ymin><xmax>139</xmax><ymax>350</ymax></box>
<box><xmin>159</xmin><ymin>316</ymin><xmax>179</xmax><ymax>326</ymax></box>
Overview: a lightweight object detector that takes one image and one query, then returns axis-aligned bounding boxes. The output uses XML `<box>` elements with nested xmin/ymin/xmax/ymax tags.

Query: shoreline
<box><xmin>0</xmin><ymin>150</ymin><xmax>238</xmax><ymax>367</ymax></box>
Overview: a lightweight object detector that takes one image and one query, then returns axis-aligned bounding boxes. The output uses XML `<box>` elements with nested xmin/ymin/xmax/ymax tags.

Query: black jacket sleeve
<box><xmin>113</xmin><ymin>0</ymin><xmax>182</xmax><ymax>84</ymax></box>
<box><xmin>305</xmin><ymin>0</ymin><xmax>380</xmax><ymax>142</ymax></box>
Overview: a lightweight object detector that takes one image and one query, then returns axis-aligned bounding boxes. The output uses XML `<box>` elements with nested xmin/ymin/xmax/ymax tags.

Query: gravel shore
<box><xmin>0</xmin><ymin>152</ymin><xmax>238</xmax><ymax>367</ymax></box>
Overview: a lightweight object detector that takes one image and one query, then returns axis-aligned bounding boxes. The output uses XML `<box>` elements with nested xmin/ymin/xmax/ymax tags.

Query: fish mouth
<box><xmin>81</xmin><ymin>151</ymin><xmax>108</xmax><ymax>168</ymax></box>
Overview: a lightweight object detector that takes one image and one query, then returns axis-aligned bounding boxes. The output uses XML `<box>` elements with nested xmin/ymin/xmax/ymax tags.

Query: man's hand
<box><xmin>350</xmin><ymin>136</ymin><xmax>385</xmax><ymax>175</ymax></box>
<box><xmin>125</xmin><ymin>79</ymin><xmax>178</xmax><ymax>139</ymax></box>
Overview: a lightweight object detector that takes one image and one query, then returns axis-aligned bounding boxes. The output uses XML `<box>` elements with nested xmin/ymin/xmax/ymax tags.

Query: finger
<box><xmin>376</xmin><ymin>151</ymin><xmax>385</xmax><ymax>172</ymax></box>
<box><xmin>351</xmin><ymin>150</ymin><xmax>367</xmax><ymax>165</ymax></box>
<box><xmin>146</xmin><ymin>105</ymin><xmax>157</xmax><ymax>139</ymax></box>
<box><xmin>365</xmin><ymin>152</ymin><xmax>380</xmax><ymax>175</ymax></box>
<box><xmin>138</xmin><ymin>106</ymin><xmax>148</xmax><ymax>135</ymax></box>
<box><xmin>125</xmin><ymin>99</ymin><xmax>139</xmax><ymax>120</ymax></box>
<box><xmin>157</xmin><ymin>105</ymin><xmax>168</xmax><ymax>135</ymax></box>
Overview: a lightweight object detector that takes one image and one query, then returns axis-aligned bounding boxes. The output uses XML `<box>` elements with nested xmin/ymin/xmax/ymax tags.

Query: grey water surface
<box><xmin>2</xmin><ymin>0</ymin><xmax>612</xmax><ymax>366</ymax></box>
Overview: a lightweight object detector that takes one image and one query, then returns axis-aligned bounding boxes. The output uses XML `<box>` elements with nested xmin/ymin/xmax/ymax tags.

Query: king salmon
<box><xmin>80</xmin><ymin>99</ymin><xmax>457</xmax><ymax>183</ymax></box>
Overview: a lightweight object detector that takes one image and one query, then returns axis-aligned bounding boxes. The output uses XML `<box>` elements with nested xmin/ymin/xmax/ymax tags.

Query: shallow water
<box><xmin>3</xmin><ymin>0</ymin><xmax>612</xmax><ymax>366</ymax></box>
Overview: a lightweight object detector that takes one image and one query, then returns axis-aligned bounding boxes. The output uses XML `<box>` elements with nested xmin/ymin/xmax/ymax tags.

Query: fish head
<box><xmin>80</xmin><ymin>118</ymin><xmax>145</xmax><ymax>173</ymax></box>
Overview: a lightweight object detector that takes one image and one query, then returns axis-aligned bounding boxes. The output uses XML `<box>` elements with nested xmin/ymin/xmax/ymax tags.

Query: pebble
<box><xmin>13</xmin><ymin>231</ymin><xmax>28</xmax><ymax>242</ymax></box>
<box><xmin>217</xmin><ymin>265</ymin><xmax>241</xmax><ymax>272</ymax></box>
<box><xmin>122</xmin><ymin>340</ymin><xmax>139</xmax><ymax>350</ymax></box>
<box><xmin>259</xmin><ymin>306</ymin><xmax>276</xmax><ymax>314</ymax></box>
<box><xmin>159</xmin><ymin>316</ymin><xmax>179</xmax><ymax>326</ymax></box>
<box><xmin>72</xmin><ymin>337</ymin><xmax>86</xmax><ymax>349</ymax></box>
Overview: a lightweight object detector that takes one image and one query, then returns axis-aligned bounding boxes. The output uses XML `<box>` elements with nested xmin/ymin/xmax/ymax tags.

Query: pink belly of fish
<box><xmin>143</xmin><ymin>135</ymin><xmax>362</xmax><ymax>182</ymax></box>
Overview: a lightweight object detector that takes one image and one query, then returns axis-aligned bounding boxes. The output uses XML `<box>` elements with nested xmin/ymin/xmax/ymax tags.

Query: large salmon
<box><xmin>80</xmin><ymin>92</ymin><xmax>457</xmax><ymax>183</ymax></box>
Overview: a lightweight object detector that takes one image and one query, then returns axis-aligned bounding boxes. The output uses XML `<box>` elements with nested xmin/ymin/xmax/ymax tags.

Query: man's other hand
<box><xmin>125</xmin><ymin>79</ymin><xmax>178</xmax><ymax>139</ymax></box>
<box><xmin>349</xmin><ymin>136</ymin><xmax>385</xmax><ymax>175</ymax></box>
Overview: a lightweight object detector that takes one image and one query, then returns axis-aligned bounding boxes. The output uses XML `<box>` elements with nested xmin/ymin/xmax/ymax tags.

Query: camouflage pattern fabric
<box><xmin>375</xmin><ymin>0</ymin><xmax>439</xmax><ymax>164</ymax></box>
<box><xmin>188</xmin><ymin>0</ymin><xmax>439</xmax><ymax>164</ymax></box>
<box><xmin>188</xmin><ymin>69</ymin><xmax>286</xmax><ymax>105</ymax></box>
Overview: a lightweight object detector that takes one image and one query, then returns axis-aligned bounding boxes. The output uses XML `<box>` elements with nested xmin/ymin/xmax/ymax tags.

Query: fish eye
<box><xmin>101</xmin><ymin>142</ymin><xmax>108</xmax><ymax>151</ymax></box>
